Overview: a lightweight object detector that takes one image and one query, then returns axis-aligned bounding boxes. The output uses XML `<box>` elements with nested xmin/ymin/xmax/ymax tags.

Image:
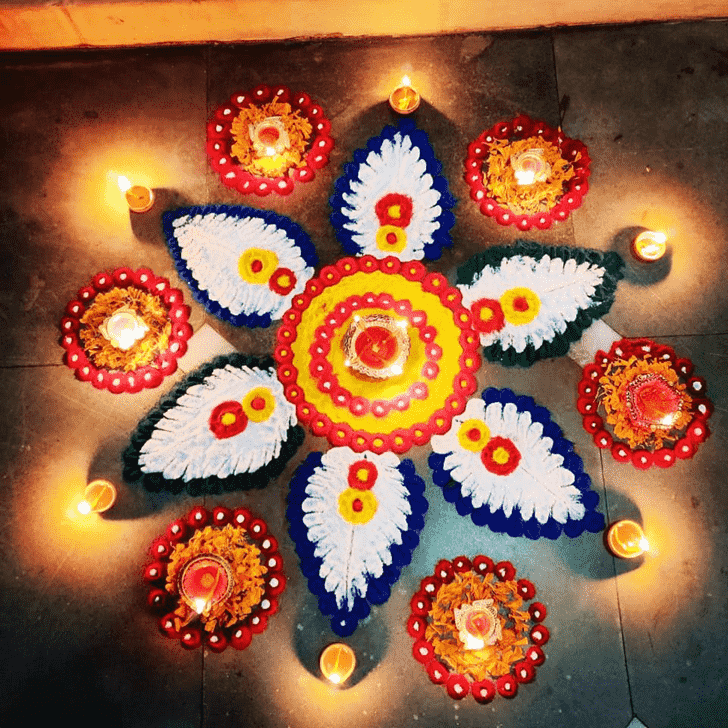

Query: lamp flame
<box><xmin>193</xmin><ymin>598</ymin><xmax>207</xmax><ymax>614</ymax></box>
<box><xmin>401</xmin><ymin>75</ymin><xmax>411</xmax><ymax>87</ymax></box>
<box><xmin>117</xmin><ymin>175</ymin><xmax>132</xmax><ymax>193</ymax></box>
<box><xmin>77</xmin><ymin>500</ymin><xmax>92</xmax><ymax>515</ymax></box>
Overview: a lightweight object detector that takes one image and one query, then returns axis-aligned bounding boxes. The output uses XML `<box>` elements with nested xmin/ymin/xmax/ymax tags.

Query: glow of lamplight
<box><xmin>320</xmin><ymin>643</ymin><xmax>356</xmax><ymax>686</ymax></box>
<box><xmin>193</xmin><ymin>597</ymin><xmax>208</xmax><ymax>614</ymax></box>
<box><xmin>117</xmin><ymin>175</ymin><xmax>155</xmax><ymax>213</ymax></box>
<box><xmin>99</xmin><ymin>308</ymin><xmax>149</xmax><ymax>350</ymax></box>
<box><xmin>632</xmin><ymin>230</ymin><xmax>668</xmax><ymax>262</ymax></box>
<box><xmin>76</xmin><ymin>479</ymin><xmax>117</xmax><ymax>515</ymax></box>
<box><xmin>607</xmin><ymin>520</ymin><xmax>650</xmax><ymax>559</ymax></box>
<box><xmin>514</xmin><ymin>169</ymin><xmax>536</xmax><ymax>186</ymax></box>
<box><xmin>389</xmin><ymin>75</ymin><xmax>420</xmax><ymax>115</ymax></box>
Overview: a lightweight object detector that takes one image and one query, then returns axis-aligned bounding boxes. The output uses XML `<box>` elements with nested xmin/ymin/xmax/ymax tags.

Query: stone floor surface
<box><xmin>0</xmin><ymin>20</ymin><xmax>726</xmax><ymax>728</ymax></box>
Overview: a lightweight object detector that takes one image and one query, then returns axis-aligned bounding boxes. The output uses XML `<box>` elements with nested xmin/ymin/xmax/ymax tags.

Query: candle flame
<box><xmin>515</xmin><ymin>169</ymin><xmax>536</xmax><ymax>186</ymax></box>
<box><xmin>265</xmin><ymin>146</ymin><xmax>276</xmax><ymax>157</ymax></box>
<box><xmin>401</xmin><ymin>75</ymin><xmax>411</xmax><ymax>87</ymax></box>
<box><xmin>77</xmin><ymin>500</ymin><xmax>92</xmax><ymax>515</ymax></box>
<box><xmin>328</xmin><ymin>673</ymin><xmax>341</xmax><ymax>684</ymax></box>
<box><xmin>117</xmin><ymin>175</ymin><xmax>132</xmax><ymax>193</ymax></box>
<box><xmin>651</xmin><ymin>231</ymin><xmax>667</xmax><ymax>244</ymax></box>
<box><xmin>193</xmin><ymin>597</ymin><xmax>207</xmax><ymax>613</ymax></box>
<box><xmin>639</xmin><ymin>537</ymin><xmax>650</xmax><ymax>552</ymax></box>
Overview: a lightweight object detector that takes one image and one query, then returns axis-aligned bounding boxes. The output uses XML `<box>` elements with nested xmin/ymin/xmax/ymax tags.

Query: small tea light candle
<box><xmin>99</xmin><ymin>307</ymin><xmax>149</xmax><ymax>350</ymax></box>
<box><xmin>77</xmin><ymin>479</ymin><xmax>117</xmax><ymax>515</ymax></box>
<box><xmin>632</xmin><ymin>230</ymin><xmax>667</xmax><ymax>262</ymax></box>
<box><xmin>607</xmin><ymin>520</ymin><xmax>649</xmax><ymax>559</ymax></box>
<box><xmin>389</xmin><ymin>76</ymin><xmax>420</xmax><ymax>115</ymax></box>
<box><xmin>118</xmin><ymin>175</ymin><xmax>155</xmax><ymax>213</ymax></box>
<box><xmin>320</xmin><ymin>643</ymin><xmax>356</xmax><ymax>685</ymax></box>
<box><xmin>179</xmin><ymin>554</ymin><xmax>234</xmax><ymax>615</ymax></box>
<box><xmin>511</xmin><ymin>149</ymin><xmax>551</xmax><ymax>186</ymax></box>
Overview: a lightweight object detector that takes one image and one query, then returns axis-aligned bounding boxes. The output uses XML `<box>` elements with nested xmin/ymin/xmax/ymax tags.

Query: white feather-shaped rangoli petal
<box><xmin>168</xmin><ymin>211</ymin><xmax>314</xmax><ymax>318</ymax></box>
<box><xmin>300</xmin><ymin>447</ymin><xmax>412</xmax><ymax>610</ymax></box>
<box><xmin>139</xmin><ymin>365</ymin><xmax>296</xmax><ymax>481</ymax></box>
<box><xmin>431</xmin><ymin>398</ymin><xmax>585</xmax><ymax>524</ymax></box>
<box><xmin>340</xmin><ymin>133</ymin><xmax>445</xmax><ymax>260</ymax></box>
<box><xmin>459</xmin><ymin>253</ymin><xmax>606</xmax><ymax>353</ymax></box>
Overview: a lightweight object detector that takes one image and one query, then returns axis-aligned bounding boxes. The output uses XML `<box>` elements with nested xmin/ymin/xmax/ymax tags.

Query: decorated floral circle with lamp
<box><xmin>407</xmin><ymin>555</ymin><xmax>549</xmax><ymax>702</ymax></box>
<box><xmin>59</xmin><ymin>267</ymin><xmax>192</xmax><ymax>393</ymax></box>
<box><xmin>577</xmin><ymin>338</ymin><xmax>713</xmax><ymax>468</ymax></box>
<box><xmin>464</xmin><ymin>114</ymin><xmax>590</xmax><ymax>231</ymax></box>
<box><xmin>206</xmin><ymin>84</ymin><xmax>334</xmax><ymax>197</ymax></box>
<box><xmin>274</xmin><ymin>255</ymin><xmax>481</xmax><ymax>453</ymax></box>
<box><xmin>144</xmin><ymin>505</ymin><xmax>286</xmax><ymax>652</ymax></box>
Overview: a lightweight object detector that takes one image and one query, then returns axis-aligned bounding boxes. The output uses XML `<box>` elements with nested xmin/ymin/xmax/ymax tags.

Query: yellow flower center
<box><xmin>238</xmin><ymin>248</ymin><xmax>279</xmax><ymax>284</ymax></box>
<box><xmin>221</xmin><ymin>412</ymin><xmax>237</xmax><ymax>426</ymax></box>
<box><xmin>492</xmin><ymin>446</ymin><xmax>511</xmax><ymax>465</ymax></box>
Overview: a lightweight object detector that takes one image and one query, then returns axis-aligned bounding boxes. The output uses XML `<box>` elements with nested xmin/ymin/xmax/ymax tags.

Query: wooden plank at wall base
<box><xmin>0</xmin><ymin>0</ymin><xmax>726</xmax><ymax>51</ymax></box>
<box><xmin>0</xmin><ymin>5</ymin><xmax>81</xmax><ymax>50</ymax></box>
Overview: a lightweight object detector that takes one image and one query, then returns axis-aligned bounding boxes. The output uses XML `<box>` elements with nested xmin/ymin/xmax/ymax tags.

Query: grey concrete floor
<box><xmin>1</xmin><ymin>20</ymin><xmax>727</xmax><ymax>728</ymax></box>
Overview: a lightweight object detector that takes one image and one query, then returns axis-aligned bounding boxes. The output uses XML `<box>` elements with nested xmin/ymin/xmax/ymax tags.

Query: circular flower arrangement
<box><xmin>274</xmin><ymin>256</ymin><xmax>481</xmax><ymax>453</ymax></box>
<box><xmin>144</xmin><ymin>505</ymin><xmax>285</xmax><ymax>652</ymax></box>
<box><xmin>407</xmin><ymin>556</ymin><xmax>549</xmax><ymax>702</ymax></box>
<box><xmin>60</xmin><ymin>267</ymin><xmax>192</xmax><ymax>393</ymax></box>
<box><xmin>577</xmin><ymin>338</ymin><xmax>713</xmax><ymax>468</ymax></box>
<box><xmin>464</xmin><ymin>114</ymin><xmax>590</xmax><ymax>230</ymax></box>
<box><xmin>206</xmin><ymin>84</ymin><xmax>334</xmax><ymax>197</ymax></box>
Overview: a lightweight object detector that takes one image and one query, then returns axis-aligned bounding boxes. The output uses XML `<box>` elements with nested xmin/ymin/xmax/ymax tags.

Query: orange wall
<box><xmin>0</xmin><ymin>0</ymin><xmax>726</xmax><ymax>51</ymax></box>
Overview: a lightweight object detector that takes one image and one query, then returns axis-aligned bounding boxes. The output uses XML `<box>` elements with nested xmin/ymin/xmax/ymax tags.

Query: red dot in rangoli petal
<box><xmin>251</xmin><ymin>396</ymin><xmax>266</xmax><ymax>411</ymax></box>
<box><xmin>386</xmin><ymin>232</ymin><xmax>398</xmax><ymax>245</ymax></box>
<box><xmin>513</xmin><ymin>296</ymin><xmax>529</xmax><ymax>312</ymax></box>
<box><xmin>251</xmin><ymin>259</ymin><xmax>263</xmax><ymax>273</ymax></box>
<box><xmin>467</xmin><ymin>428</ymin><xmax>481</xmax><ymax>442</ymax></box>
<box><xmin>352</xmin><ymin>499</ymin><xmax>363</xmax><ymax>512</ymax></box>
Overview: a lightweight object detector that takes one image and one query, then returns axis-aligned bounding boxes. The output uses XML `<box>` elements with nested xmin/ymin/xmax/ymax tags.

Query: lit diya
<box><xmin>606</xmin><ymin>520</ymin><xmax>649</xmax><ymax>559</ymax></box>
<box><xmin>60</xmin><ymin>267</ymin><xmax>192</xmax><ymax>394</ymax></box>
<box><xmin>407</xmin><ymin>555</ymin><xmax>549</xmax><ymax>702</ymax></box>
<box><xmin>179</xmin><ymin>554</ymin><xmax>234</xmax><ymax>614</ymax></box>
<box><xmin>464</xmin><ymin>114</ymin><xmax>590</xmax><ymax>231</ymax></box>
<box><xmin>274</xmin><ymin>256</ymin><xmax>480</xmax><ymax>453</ymax></box>
<box><xmin>510</xmin><ymin>148</ymin><xmax>551</xmax><ymax>186</ymax></box>
<box><xmin>454</xmin><ymin>599</ymin><xmax>502</xmax><ymax>650</ymax></box>
<box><xmin>206</xmin><ymin>84</ymin><xmax>334</xmax><ymax>197</ymax></box>
<box><xmin>625</xmin><ymin>373</ymin><xmax>685</xmax><ymax>431</ymax></box>
<box><xmin>577</xmin><ymin>338</ymin><xmax>712</xmax><ymax>468</ymax></box>
<box><xmin>144</xmin><ymin>506</ymin><xmax>286</xmax><ymax>652</ymax></box>
<box><xmin>343</xmin><ymin>314</ymin><xmax>410</xmax><ymax>380</ymax></box>
<box><xmin>99</xmin><ymin>307</ymin><xmax>149</xmax><ymax>351</ymax></box>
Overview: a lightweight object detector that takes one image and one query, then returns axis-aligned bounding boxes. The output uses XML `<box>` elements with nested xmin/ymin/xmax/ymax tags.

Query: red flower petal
<box><xmin>406</xmin><ymin>615</ymin><xmax>427</xmax><ymax>639</ymax></box>
<box><xmin>412</xmin><ymin>639</ymin><xmax>434</xmax><ymax>664</ymax></box>
<box><xmin>473</xmin><ymin>555</ymin><xmax>495</xmax><ymax>575</ymax></box>
<box><xmin>445</xmin><ymin>673</ymin><xmax>470</xmax><ymax>700</ymax></box>
<box><xmin>513</xmin><ymin>661</ymin><xmax>535</xmax><ymax>683</ymax></box>
<box><xmin>530</xmin><ymin>625</ymin><xmax>550</xmax><ymax>645</ymax></box>
<box><xmin>410</xmin><ymin>593</ymin><xmax>432</xmax><ymax>617</ymax></box>
<box><xmin>471</xmin><ymin>679</ymin><xmax>497</xmax><ymax>703</ymax></box>
<box><xmin>495</xmin><ymin>561</ymin><xmax>516</xmax><ymax>581</ymax></box>
<box><xmin>426</xmin><ymin>659</ymin><xmax>449</xmax><ymax>685</ymax></box>
<box><xmin>517</xmin><ymin>579</ymin><xmax>536</xmax><ymax>600</ymax></box>
<box><xmin>496</xmin><ymin>674</ymin><xmax>518</xmax><ymax>698</ymax></box>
